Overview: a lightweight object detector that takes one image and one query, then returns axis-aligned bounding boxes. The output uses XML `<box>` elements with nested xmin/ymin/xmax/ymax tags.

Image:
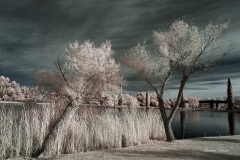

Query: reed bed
<box><xmin>0</xmin><ymin>103</ymin><xmax>165</xmax><ymax>159</ymax></box>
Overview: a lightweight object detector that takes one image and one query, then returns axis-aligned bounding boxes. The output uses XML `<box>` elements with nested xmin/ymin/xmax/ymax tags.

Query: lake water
<box><xmin>170</xmin><ymin>110</ymin><xmax>240</xmax><ymax>139</ymax></box>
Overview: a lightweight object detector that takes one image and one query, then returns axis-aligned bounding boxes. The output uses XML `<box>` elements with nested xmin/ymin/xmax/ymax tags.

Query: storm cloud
<box><xmin>0</xmin><ymin>0</ymin><xmax>239</xmax><ymax>98</ymax></box>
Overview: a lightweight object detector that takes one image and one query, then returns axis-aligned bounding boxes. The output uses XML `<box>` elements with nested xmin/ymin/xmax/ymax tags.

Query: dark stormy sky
<box><xmin>0</xmin><ymin>0</ymin><xmax>239</xmax><ymax>99</ymax></box>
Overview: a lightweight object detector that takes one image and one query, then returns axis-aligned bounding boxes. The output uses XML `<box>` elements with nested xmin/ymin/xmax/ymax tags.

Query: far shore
<box><xmin>1</xmin><ymin>101</ymin><xmax>239</xmax><ymax>112</ymax></box>
<box><xmin>164</xmin><ymin>107</ymin><xmax>240</xmax><ymax>113</ymax></box>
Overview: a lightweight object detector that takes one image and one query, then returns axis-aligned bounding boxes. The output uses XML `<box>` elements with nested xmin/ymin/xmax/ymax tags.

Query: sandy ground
<box><xmin>21</xmin><ymin>135</ymin><xmax>238</xmax><ymax>160</ymax></box>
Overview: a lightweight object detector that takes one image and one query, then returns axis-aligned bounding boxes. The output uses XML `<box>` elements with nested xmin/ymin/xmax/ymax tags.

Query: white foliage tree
<box><xmin>34</xmin><ymin>40</ymin><xmax>124</xmax><ymax>157</ymax></box>
<box><xmin>35</xmin><ymin>40</ymin><xmax>123</xmax><ymax>101</ymax></box>
<box><xmin>123</xmin><ymin>20</ymin><xmax>234</xmax><ymax>141</ymax></box>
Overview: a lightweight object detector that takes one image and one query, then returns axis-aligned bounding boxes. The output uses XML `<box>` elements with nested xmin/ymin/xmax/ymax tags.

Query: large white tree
<box><xmin>35</xmin><ymin>40</ymin><xmax>123</xmax><ymax>101</ymax></box>
<box><xmin>123</xmin><ymin>20</ymin><xmax>234</xmax><ymax>141</ymax></box>
<box><xmin>34</xmin><ymin>40</ymin><xmax>124</xmax><ymax>157</ymax></box>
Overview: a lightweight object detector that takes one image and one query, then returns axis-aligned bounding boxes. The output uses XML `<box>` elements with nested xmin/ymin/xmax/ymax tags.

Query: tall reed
<box><xmin>0</xmin><ymin>103</ymin><xmax>165</xmax><ymax>159</ymax></box>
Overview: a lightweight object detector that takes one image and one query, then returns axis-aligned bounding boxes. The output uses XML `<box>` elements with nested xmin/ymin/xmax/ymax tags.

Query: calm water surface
<box><xmin>170</xmin><ymin>110</ymin><xmax>240</xmax><ymax>139</ymax></box>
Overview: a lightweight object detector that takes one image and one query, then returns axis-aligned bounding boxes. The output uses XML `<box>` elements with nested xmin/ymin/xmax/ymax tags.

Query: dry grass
<box><xmin>0</xmin><ymin>103</ymin><xmax>165</xmax><ymax>159</ymax></box>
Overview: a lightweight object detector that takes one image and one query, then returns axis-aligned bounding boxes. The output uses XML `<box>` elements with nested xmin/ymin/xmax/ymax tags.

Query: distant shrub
<box><xmin>121</xmin><ymin>94</ymin><xmax>139</xmax><ymax>107</ymax></box>
<box><xmin>187</xmin><ymin>97</ymin><xmax>200</xmax><ymax>108</ymax></box>
<box><xmin>150</xmin><ymin>98</ymin><xmax>159</xmax><ymax>107</ymax></box>
<box><xmin>0</xmin><ymin>76</ymin><xmax>25</xmax><ymax>101</ymax></box>
<box><xmin>0</xmin><ymin>75</ymin><xmax>57</xmax><ymax>102</ymax></box>
<box><xmin>163</xmin><ymin>97</ymin><xmax>200</xmax><ymax>108</ymax></box>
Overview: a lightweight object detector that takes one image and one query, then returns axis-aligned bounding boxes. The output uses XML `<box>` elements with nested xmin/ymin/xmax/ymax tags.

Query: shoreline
<box><xmin>41</xmin><ymin>135</ymin><xmax>240</xmax><ymax>160</ymax></box>
<box><xmin>8</xmin><ymin>135</ymin><xmax>240</xmax><ymax>160</ymax></box>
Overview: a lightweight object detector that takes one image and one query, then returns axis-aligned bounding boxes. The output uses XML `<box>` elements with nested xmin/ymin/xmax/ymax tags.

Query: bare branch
<box><xmin>56</xmin><ymin>56</ymin><xmax>79</xmax><ymax>95</ymax></box>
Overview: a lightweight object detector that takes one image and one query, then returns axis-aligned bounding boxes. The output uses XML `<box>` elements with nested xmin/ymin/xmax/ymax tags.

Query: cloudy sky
<box><xmin>0</xmin><ymin>0</ymin><xmax>239</xmax><ymax>99</ymax></box>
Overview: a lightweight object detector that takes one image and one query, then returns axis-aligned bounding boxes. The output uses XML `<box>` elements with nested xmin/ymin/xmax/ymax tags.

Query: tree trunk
<box><xmin>162</xmin><ymin>118</ymin><xmax>175</xmax><ymax>141</ymax></box>
<box><xmin>180</xmin><ymin>94</ymin><xmax>185</xmax><ymax>108</ymax></box>
<box><xmin>146</xmin><ymin>91</ymin><xmax>150</xmax><ymax>113</ymax></box>
<box><xmin>157</xmin><ymin>94</ymin><xmax>175</xmax><ymax>141</ymax></box>
<box><xmin>160</xmin><ymin>77</ymin><xmax>188</xmax><ymax>142</ymax></box>
<box><xmin>168</xmin><ymin>77</ymin><xmax>188</xmax><ymax>122</ymax></box>
<box><xmin>118</xmin><ymin>97</ymin><xmax>122</xmax><ymax>106</ymax></box>
<box><xmin>33</xmin><ymin>100</ymin><xmax>78</xmax><ymax>158</ymax></box>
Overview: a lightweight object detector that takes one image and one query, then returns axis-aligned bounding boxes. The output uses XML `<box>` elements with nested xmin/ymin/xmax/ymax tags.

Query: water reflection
<box><xmin>228</xmin><ymin>112</ymin><xmax>236</xmax><ymax>135</ymax></box>
<box><xmin>189</xmin><ymin>111</ymin><xmax>199</xmax><ymax>122</ymax></box>
<box><xmin>180</xmin><ymin>111</ymin><xmax>201</xmax><ymax>138</ymax></box>
<box><xmin>171</xmin><ymin>110</ymin><xmax>240</xmax><ymax>139</ymax></box>
<box><xmin>180</xmin><ymin>111</ymin><xmax>186</xmax><ymax>138</ymax></box>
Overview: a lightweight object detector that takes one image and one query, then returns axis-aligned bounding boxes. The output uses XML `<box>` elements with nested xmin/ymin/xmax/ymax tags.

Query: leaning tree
<box><xmin>122</xmin><ymin>20</ymin><xmax>234</xmax><ymax>141</ymax></box>
<box><xmin>34</xmin><ymin>40</ymin><xmax>124</xmax><ymax>157</ymax></box>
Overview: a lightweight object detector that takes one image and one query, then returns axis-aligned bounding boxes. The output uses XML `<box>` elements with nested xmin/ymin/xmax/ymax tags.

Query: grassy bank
<box><xmin>46</xmin><ymin>135</ymin><xmax>240</xmax><ymax>160</ymax></box>
<box><xmin>0</xmin><ymin>103</ymin><xmax>165</xmax><ymax>159</ymax></box>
